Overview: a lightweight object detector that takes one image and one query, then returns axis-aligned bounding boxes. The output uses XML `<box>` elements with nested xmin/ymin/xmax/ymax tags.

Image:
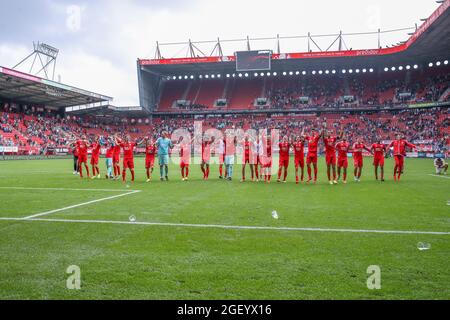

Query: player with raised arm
<box><xmin>179</xmin><ymin>136</ymin><xmax>192</xmax><ymax>181</ymax></box>
<box><xmin>115</xmin><ymin>134</ymin><xmax>136</xmax><ymax>183</ymax></box>
<box><xmin>292</xmin><ymin>134</ymin><xmax>305</xmax><ymax>184</ymax></box>
<box><xmin>143</xmin><ymin>137</ymin><xmax>157</xmax><ymax>182</ymax></box>
<box><xmin>224</xmin><ymin>135</ymin><xmax>238</xmax><ymax>181</ymax></box>
<box><xmin>352</xmin><ymin>137</ymin><xmax>372</xmax><ymax>182</ymax></box>
<box><xmin>387</xmin><ymin>134</ymin><xmax>417</xmax><ymax>181</ymax></box>
<box><xmin>201</xmin><ymin>136</ymin><xmax>214</xmax><ymax>181</ymax></box>
<box><xmin>335</xmin><ymin>136</ymin><xmax>351</xmax><ymax>184</ymax></box>
<box><xmin>305</xmin><ymin>128</ymin><xmax>322</xmax><ymax>184</ymax></box>
<box><xmin>253</xmin><ymin>135</ymin><xmax>263</xmax><ymax>182</ymax></box>
<box><xmin>371</xmin><ymin>139</ymin><xmax>387</xmax><ymax>181</ymax></box>
<box><xmin>277</xmin><ymin>135</ymin><xmax>290</xmax><ymax>183</ymax></box>
<box><xmin>72</xmin><ymin>142</ymin><xmax>79</xmax><ymax>175</ymax></box>
<box><xmin>156</xmin><ymin>131</ymin><xmax>174</xmax><ymax>181</ymax></box>
<box><xmin>242</xmin><ymin>136</ymin><xmax>255</xmax><ymax>182</ymax></box>
<box><xmin>217</xmin><ymin>138</ymin><xmax>226</xmax><ymax>179</ymax></box>
<box><xmin>261</xmin><ymin>134</ymin><xmax>273</xmax><ymax>183</ymax></box>
<box><xmin>253</xmin><ymin>136</ymin><xmax>262</xmax><ymax>182</ymax></box>
<box><xmin>90</xmin><ymin>136</ymin><xmax>102</xmax><ymax>179</ymax></box>
<box><xmin>323</xmin><ymin>124</ymin><xmax>343</xmax><ymax>185</ymax></box>
<box><xmin>105</xmin><ymin>138</ymin><xmax>115</xmax><ymax>179</ymax></box>
<box><xmin>112</xmin><ymin>140</ymin><xmax>121</xmax><ymax>180</ymax></box>
<box><xmin>73</xmin><ymin>135</ymin><xmax>90</xmax><ymax>179</ymax></box>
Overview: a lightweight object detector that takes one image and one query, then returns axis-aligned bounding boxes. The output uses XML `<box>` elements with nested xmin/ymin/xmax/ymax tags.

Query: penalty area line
<box><xmin>0</xmin><ymin>217</ymin><xmax>448</xmax><ymax>235</ymax></box>
<box><xmin>21</xmin><ymin>190</ymin><xmax>141</xmax><ymax>220</ymax></box>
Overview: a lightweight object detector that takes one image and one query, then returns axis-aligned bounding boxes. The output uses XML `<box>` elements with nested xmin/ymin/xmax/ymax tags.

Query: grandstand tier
<box><xmin>137</xmin><ymin>0</ymin><xmax>450</xmax><ymax>113</ymax></box>
<box><xmin>1</xmin><ymin>101</ymin><xmax>449</xmax><ymax>156</ymax></box>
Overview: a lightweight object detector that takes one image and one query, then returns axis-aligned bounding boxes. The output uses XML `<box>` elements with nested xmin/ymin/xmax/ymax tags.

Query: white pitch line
<box><xmin>428</xmin><ymin>174</ymin><xmax>450</xmax><ymax>180</ymax></box>
<box><xmin>0</xmin><ymin>187</ymin><xmax>141</xmax><ymax>192</ymax></box>
<box><xmin>0</xmin><ymin>217</ymin><xmax>448</xmax><ymax>235</ymax></box>
<box><xmin>21</xmin><ymin>190</ymin><xmax>141</xmax><ymax>220</ymax></box>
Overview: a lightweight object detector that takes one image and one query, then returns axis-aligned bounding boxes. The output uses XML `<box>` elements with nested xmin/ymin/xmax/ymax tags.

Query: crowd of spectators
<box><xmin>267</xmin><ymin>72</ymin><xmax>450</xmax><ymax>110</ymax></box>
<box><xmin>1</xmin><ymin>101</ymin><xmax>448</xmax><ymax>155</ymax></box>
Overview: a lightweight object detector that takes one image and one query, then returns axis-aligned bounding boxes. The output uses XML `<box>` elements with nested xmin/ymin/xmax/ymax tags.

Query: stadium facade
<box><xmin>136</xmin><ymin>0</ymin><xmax>449</xmax><ymax>115</ymax></box>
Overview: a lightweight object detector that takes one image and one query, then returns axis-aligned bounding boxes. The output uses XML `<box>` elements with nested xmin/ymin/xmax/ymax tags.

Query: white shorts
<box><xmin>436</xmin><ymin>167</ymin><xmax>444</xmax><ymax>174</ymax></box>
<box><xmin>225</xmin><ymin>155</ymin><xmax>235</xmax><ymax>165</ymax></box>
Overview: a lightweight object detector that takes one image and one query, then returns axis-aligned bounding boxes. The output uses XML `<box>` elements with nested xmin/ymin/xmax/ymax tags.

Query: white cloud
<box><xmin>57</xmin><ymin>50</ymin><xmax>137</xmax><ymax>105</ymax></box>
<box><xmin>0</xmin><ymin>44</ymin><xmax>31</xmax><ymax>69</ymax></box>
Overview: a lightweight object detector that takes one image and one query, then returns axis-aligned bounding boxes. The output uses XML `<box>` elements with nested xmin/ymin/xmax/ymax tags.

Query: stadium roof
<box><xmin>67</xmin><ymin>104</ymin><xmax>149</xmax><ymax>118</ymax></box>
<box><xmin>138</xmin><ymin>0</ymin><xmax>450</xmax><ymax>74</ymax></box>
<box><xmin>0</xmin><ymin>66</ymin><xmax>113</xmax><ymax>108</ymax></box>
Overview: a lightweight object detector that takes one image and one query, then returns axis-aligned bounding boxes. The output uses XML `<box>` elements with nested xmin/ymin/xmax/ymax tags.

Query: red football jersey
<box><xmin>388</xmin><ymin>140</ymin><xmax>416</xmax><ymax>156</ymax></box>
<box><xmin>371</xmin><ymin>143</ymin><xmax>386</xmax><ymax>158</ymax></box>
<box><xmin>336</xmin><ymin>141</ymin><xmax>350</xmax><ymax>158</ymax></box>
<box><xmin>146</xmin><ymin>144</ymin><xmax>156</xmax><ymax>157</ymax></box>
<box><xmin>202</xmin><ymin>141</ymin><xmax>212</xmax><ymax>159</ymax></box>
<box><xmin>244</xmin><ymin>141</ymin><xmax>251</xmax><ymax>157</ymax></box>
<box><xmin>120</xmin><ymin>142</ymin><xmax>136</xmax><ymax>159</ymax></box>
<box><xmin>306</xmin><ymin>135</ymin><xmax>320</xmax><ymax>154</ymax></box>
<box><xmin>352</xmin><ymin>143</ymin><xmax>367</xmax><ymax>158</ymax></box>
<box><xmin>266</xmin><ymin>143</ymin><xmax>272</xmax><ymax>157</ymax></box>
<box><xmin>76</xmin><ymin>140</ymin><xmax>88</xmax><ymax>155</ymax></box>
<box><xmin>323</xmin><ymin>136</ymin><xmax>337</xmax><ymax>155</ymax></box>
<box><xmin>293</xmin><ymin>141</ymin><xmax>304</xmax><ymax>158</ymax></box>
<box><xmin>105</xmin><ymin>147</ymin><xmax>114</xmax><ymax>158</ymax></box>
<box><xmin>113</xmin><ymin>145</ymin><xmax>121</xmax><ymax>156</ymax></box>
<box><xmin>279</xmin><ymin>142</ymin><xmax>290</xmax><ymax>158</ymax></box>
<box><xmin>91</xmin><ymin>143</ymin><xmax>101</xmax><ymax>158</ymax></box>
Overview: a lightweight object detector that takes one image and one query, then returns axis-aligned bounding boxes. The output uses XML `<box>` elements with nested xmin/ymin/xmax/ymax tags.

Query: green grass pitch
<box><xmin>0</xmin><ymin>157</ymin><xmax>448</xmax><ymax>300</ymax></box>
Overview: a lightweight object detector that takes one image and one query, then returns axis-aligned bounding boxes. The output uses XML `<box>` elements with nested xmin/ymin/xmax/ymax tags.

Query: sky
<box><xmin>0</xmin><ymin>0</ymin><xmax>442</xmax><ymax>106</ymax></box>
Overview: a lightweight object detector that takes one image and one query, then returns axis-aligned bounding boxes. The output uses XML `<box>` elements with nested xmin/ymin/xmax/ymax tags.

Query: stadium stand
<box><xmin>157</xmin><ymin>67</ymin><xmax>450</xmax><ymax>111</ymax></box>
<box><xmin>1</xmin><ymin>100</ymin><xmax>448</xmax><ymax>155</ymax></box>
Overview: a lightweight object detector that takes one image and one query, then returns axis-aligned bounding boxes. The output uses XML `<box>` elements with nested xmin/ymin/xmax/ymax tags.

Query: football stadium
<box><xmin>0</xmin><ymin>0</ymin><xmax>449</xmax><ymax>304</ymax></box>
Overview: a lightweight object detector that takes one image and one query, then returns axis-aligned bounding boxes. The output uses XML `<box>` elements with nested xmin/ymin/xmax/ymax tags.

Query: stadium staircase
<box><xmin>439</xmin><ymin>87</ymin><xmax>450</xmax><ymax>102</ymax></box>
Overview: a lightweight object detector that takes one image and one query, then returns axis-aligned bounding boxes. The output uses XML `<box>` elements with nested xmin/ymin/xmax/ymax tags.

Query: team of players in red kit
<box><xmin>71</xmin><ymin>134</ymin><xmax>154</xmax><ymax>183</ymax></box>
<box><xmin>272</xmin><ymin>129</ymin><xmax>417</xmax><ymax>185</ymax></box>
<box><xmin>70</xmin><ymin>128</ymin><xmax>418</xmax><ymax>184</ymax></box>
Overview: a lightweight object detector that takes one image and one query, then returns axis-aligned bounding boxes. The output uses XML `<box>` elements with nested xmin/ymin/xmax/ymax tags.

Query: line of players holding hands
<box><xmin>70</xmin><ymin>124</ymin><xmax>417</xmax><ymax>184</ymax></box>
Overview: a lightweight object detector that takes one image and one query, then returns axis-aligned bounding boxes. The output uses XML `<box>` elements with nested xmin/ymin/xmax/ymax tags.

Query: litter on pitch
<box><xmin>417</xmin><ymin>242</ymin><xmax>431</xmax><ymax>251</ymax></box>
<box><xmin>271</xmin><ymin>211</ymin><xmax>279</xmax><ymax>220</ymax></box>
<box><xmin>129</xmin><ymin>215</ymin><xmax>137</xmax><ymax>223</ymax></box>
